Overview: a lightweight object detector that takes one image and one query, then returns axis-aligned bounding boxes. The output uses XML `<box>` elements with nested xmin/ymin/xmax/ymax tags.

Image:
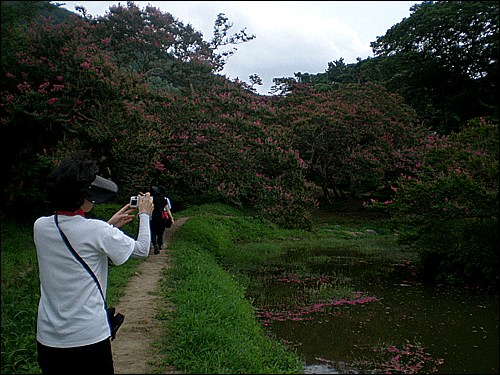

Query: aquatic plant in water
<box><xmin>332</xmin><ymin>339</ymin><xmax>445</xmax><ymax>374</ymax></box>
<box><xmin>252</xmin><ymin>273</ymin><xmax>377</xmax><ymax>325</ymax></box>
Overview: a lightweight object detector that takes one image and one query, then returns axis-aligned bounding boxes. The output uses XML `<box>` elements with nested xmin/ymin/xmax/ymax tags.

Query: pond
<box><xmin>245</xmin><ymin>245</ymin><xmax>499</xmax><ymax>374</ymax></box>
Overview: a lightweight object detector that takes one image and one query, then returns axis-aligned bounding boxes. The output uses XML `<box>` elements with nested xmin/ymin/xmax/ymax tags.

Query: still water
<box><xmin>246</xmin><ymin>247</ymin><xmax>499</xmax><ymax>374</ymax></box>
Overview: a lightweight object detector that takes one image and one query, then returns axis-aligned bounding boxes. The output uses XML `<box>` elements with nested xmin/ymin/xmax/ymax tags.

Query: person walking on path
<box><xmin>150</xmin><ymin>185</ymin><xmax>174</xmax><ymax>254</ymax></box>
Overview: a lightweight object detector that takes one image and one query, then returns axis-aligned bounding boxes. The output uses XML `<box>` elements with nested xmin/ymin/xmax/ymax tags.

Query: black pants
<box><xmin>37</xmin><ymin>338</ymin><xmax>114</xmax><ymax>374</ymax></box>
<box><xmin>151</xmin><ymin>219</ymin><xmax>165</xmax><ymax>249</ymax></box>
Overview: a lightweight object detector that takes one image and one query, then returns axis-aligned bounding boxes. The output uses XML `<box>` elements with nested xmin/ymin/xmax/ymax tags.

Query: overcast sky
<box><xmin>56</xmin><ymin>1</ymin><xmax>419</xmax><ymax>95</ymax></box>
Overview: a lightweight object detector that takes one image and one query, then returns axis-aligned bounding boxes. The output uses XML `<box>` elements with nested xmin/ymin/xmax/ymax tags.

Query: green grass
<box><xmin>174</xmin><ymin>202</ymin><xmax>249</xmax><ymax>218</ymax></box>
<box><xmin>1</xmin><ymin>216</ymin><xmax>40</xmax><ymax>374</ymax></box>
<box><xmin>153</xmin><ymin>225</ymin><xmax>304</xmax><ymax>373</ymax></box>
<box><xmin>151</xmin><ymin>203</ymin><xmax>408</xmax><ymax>374</ymax></box>
<box><xmin>152</xmin><ymin>205</ymin><xmax>312</xmax><ymax>373</ymax></box>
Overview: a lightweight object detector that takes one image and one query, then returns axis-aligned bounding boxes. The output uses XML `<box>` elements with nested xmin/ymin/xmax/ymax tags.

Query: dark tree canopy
<box><xmin>371</xmin><ymin>1</ymin><xmax>498</xmax><ymax>81</ymax></box>
<box><xmin>73</xmin><ymin>2</ymin><xmax>255</xmax><ymax>93</ymax></box>
<box><xmin>292</xmin><ymin>1</ymin><xmax>498</xmax><ymax>134</ymax></box>
<box><xmin>370</xmin><ymin>1</ymin><xmax>499</xmax><ymax>133</ymax></box>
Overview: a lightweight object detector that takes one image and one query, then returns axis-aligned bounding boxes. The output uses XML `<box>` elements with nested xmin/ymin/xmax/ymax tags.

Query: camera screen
<box><xmin>130</xmin><ymin>196</ymin><xmax>139</xmax><ymax>208</ymax></box>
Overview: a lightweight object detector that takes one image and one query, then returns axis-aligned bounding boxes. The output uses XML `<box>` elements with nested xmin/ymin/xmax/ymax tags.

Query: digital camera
<box><xmin>129</xmin><ymin>196</ymin><xmax>139</xmax><ymax>208</ymax></box>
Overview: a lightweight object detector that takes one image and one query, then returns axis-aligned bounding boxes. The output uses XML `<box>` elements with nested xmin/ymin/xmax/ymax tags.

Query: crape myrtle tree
<box><xmin>271</xmin><ymin>82</ymin><xmax>433</xmax><ymax>203</ymax></box>
<box><xmin>88</xmin><ymin>2</ymin><xmax>314</xmax><ymax>229</ymax></box>
<box><xmin>115</xmin><ymin>75</ymin><xmax>317</xmax><ymax>229</ymax></box>
<box><xmin>1</xmin><ymin>2</ymin><xmax>213</xmax><ymax>207</ymax></box>
<box><xmin>1</xmin><ymin>4</ymin><xmax>316</xmax><ymax>228</ymax></box>
<box><xmin>88</xmin><ymin>1</ymin><xmax>255</xmax><ymax>94</ymax></box>
<box><xmin>367</xmin><ymin>118</ymin><xmax>499</xmax><ymax>285</ymax></box>
<box><xmin>1</xmin><ymin>11</ymin><xmax>148</xmax><ymax>216</ymax></box>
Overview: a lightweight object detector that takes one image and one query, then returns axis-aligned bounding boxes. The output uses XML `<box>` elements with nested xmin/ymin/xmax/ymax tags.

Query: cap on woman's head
<box><xmin>84</xmin><ymin>175</ymin><xmax>119</xmax><ymax>204</ymax></box>
<box><xmin>47</xmin><ymin>151</ymin><xmax>113</xmax><ymax>211</ymax></box>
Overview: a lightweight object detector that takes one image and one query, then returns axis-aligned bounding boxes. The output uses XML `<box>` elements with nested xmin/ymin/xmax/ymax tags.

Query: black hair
<box><xmin>46</xmin><ymin>151</ymin><xmax>98</xmax><ymax>211</ymax></box>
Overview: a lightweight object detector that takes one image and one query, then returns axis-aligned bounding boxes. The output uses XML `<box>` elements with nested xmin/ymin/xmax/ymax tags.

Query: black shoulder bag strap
<box><xmin>54</xmin><ymin>214</ymin><xmax>124</xmax><ymax>340</ymax></box>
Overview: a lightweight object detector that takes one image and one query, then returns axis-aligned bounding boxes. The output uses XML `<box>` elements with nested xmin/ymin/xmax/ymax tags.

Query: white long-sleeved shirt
<box><xmin>34</xmin><ymin>212</ymin><xmax>150</xmax><ymax>348</ymax></box>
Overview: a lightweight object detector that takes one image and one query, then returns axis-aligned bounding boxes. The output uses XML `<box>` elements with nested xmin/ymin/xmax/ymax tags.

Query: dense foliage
<box><xmin>1</xmin><ymin>1</ymin><xmax>498</xmax><ymax>284</ymax></box>
<box><xmin>272</xmin><ymin>82</ymin><xmax>431</xmax><ymax>202</ymax></box>
<box><xmin>88</xmin><ymin>2</ymin><xmax>254</xmax><ymax>91</ymax></box>
<box><xmin>367</xmin><ymin>118</ymin><xmax>499</xmax><ymax>285</ymax></box>
<box><xmin>1</xmin><ymin>3</ymin><xmax>316</xmax><ymax>229</ymax></box>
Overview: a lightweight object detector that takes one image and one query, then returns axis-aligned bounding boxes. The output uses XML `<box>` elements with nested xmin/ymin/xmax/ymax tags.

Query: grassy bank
<box><xmin>151</xmin><ymin>204</ymin><xmax>306</xmax><ymax>374</ymax></box>
<box><xmin>150</xmin><ymin>202</ymin><xmax>399</xmax><ymax>374</ymax></box>
<box><xmin>1</xmin><ymin>216</ymin><xmax>40</xmax><ymax>374</ymax></box>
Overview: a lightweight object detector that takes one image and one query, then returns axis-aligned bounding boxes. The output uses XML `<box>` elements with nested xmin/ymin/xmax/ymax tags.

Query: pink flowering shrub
<box><xmin>1</xmin><ymin>11</ymin><xmax>315</xmax><ymax>227</ymax></box>
<box><xmin>1</xmin><ymin>13</ymin><xmax>144</xmax><ymax>212</ymax></box>
<box><xmin>271</xmin><ymin>82</ymin><xmax>431</xmax><ymax>202</ymax></box>
<box><xmin>125</xmin><ymin>78</ymin><xmax>318</xmax><ymax>228</ymax></box>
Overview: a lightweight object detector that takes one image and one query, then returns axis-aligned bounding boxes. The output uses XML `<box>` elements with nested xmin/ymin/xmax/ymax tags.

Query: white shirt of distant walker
<box><xmin>35</xmin><ymin>195</ymin><xmax>153</xmax><ymax>348</ymax></box>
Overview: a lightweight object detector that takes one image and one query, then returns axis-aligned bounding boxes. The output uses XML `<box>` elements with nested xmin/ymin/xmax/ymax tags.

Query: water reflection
<box><xmin>246</xmin><ymin>247</ymin><xmax>499</xmax><ymax>374</ymax></box>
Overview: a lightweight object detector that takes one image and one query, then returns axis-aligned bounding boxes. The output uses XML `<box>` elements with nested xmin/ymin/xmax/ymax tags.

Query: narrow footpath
<box><xmin>111</xmin><ymin>217</ymin><xmax>189</xmax><ymax>374</ymax></box>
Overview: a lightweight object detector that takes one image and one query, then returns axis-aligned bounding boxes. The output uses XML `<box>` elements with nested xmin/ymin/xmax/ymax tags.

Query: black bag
<box><xmin>165</xmin><ymin>217</ymin><xmax>173</xmax><ymax>228</ymax></box>
<box><xmin>107</xmin><ymin>307</ymin><xmax>125</xmax><ymax>340</ymax></box>
<box><xmin>164</xmin><ymin>212</ymin><xmax>173</xmax><ymax>228</ymax></box>
<box><xmin>55</xmin><ymin>215</ymin><xmax>125</xmax><ymax>341</ymax></box>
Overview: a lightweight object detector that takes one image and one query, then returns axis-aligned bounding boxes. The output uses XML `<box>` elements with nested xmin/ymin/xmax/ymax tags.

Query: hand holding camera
<box><xmin>108</xmin><ymin>193</ymin><xmax>153</xmax><ymax>227</ymax></box>
<box><xmin>130</xmin><ymin>192</ymin><xmax>154</xmax><ymax>215</ymax></box>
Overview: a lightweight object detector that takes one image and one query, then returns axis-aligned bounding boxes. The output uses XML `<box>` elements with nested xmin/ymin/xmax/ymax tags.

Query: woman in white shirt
<box><xmin>34</xmin><ymin>151</ymin><xmax>153</xmax><ymax>374</ymax></box>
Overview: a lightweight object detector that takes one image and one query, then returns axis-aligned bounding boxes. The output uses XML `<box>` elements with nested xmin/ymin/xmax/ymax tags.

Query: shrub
<box><xmin>367</xmin><ymin>119</ymin><xmax>499</xmax><ymax>285</ymax></box>
<box><xmin>272</xmin><ymin>82</ymin><xmax>431</xmax><ymax>201</ymax></box>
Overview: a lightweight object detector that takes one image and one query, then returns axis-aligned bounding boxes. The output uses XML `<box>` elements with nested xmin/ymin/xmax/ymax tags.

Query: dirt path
<box><xmin>111</xmin><ymin>217</ymin><xmax>189</xmax><ymax>374</ymax></box>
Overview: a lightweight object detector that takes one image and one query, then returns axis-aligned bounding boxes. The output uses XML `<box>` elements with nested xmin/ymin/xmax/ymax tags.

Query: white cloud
<box><xmin>217</xmin><ymin>3</ymin><xmax>373</xmax><ymax>94</ymax></box>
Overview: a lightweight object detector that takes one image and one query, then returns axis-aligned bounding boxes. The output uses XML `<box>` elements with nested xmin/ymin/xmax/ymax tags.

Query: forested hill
<box><xmin>3</xmin><ymin>1</ymin><xmax>497</xmax><ymax>136</ymax></box>
<box><xmin>1</xmin><ymin>1</ymin><xmax>74</xmax><ymax>25</ymax></box>
<box><xmin>2</xmin><ymin>1</ymin><xmax>498</xmax><ymax>285</ymax></box>
<box><xmin>292</xmin><ymin>1</ymin><xmax>499</xmax><ymax>135</ymax></box>
<box><xmin>2</xmin><ymin>1</ymin><xmax>497</xmax><ymax>214</ymax></box>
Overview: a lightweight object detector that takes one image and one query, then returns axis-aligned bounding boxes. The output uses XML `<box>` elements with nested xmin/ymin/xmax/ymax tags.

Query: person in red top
<box><xmin>150</xmin><ymin>185</ymin><xmax>174</xmax><ymax>254</ymax></box>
